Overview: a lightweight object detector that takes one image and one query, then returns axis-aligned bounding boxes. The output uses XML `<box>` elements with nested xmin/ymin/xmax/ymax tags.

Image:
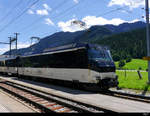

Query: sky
<box><xmin>0</xmin><ymin>0</ymin><xmax>147</xmax><ymax>54</ymax></box>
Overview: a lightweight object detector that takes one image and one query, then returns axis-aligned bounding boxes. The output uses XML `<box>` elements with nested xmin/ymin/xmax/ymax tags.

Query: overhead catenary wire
<box><xmin>50</xmin><ymin>0</ymin><xmax>85</xmax><ymax>20</ymax></box>
<box><xmin>96</xmin><ymin>6</ymin><xmax>128</xmax><ymax>17</ymax></box>
<box><xmin>0</xmin><ymin>0</ymin><xmax>37</xmax><ymax>43</ymax></box>
<box><xmin>0</xmin><ymin>0</ymin><xmax>40</xmax><ymax>33</ymax></box>
<box><xmin>25</xmin><ymin>1</ymin><xmax>131</xmax><ymax>39</ymax></box>
<box><xmin>26</xmin><ymin>0</ymin><xmax>35</xmax><ymax>6</ymax></box>
<box><xmin>40</xmin><ymin>3</ymin><xmax>138</xmax><ymax>38</ymax></box>
<box><xmin>0</xmin><ymin>0</ymin><xmax>22</xmax><ymax>24</ymax></box>
<box><xmin>21</xmin><ymin>0</ymin><xmax>85</xmax><ymax>36</ymax></box>
<box><xmin>3</xmin><ymin>1</ymin><xmax>142</xmax><ymax>43</ymax></box>
<box><xmin>0</xmin><ymin>0</ymin><xmax>144</xmax><ymax>55</ymax></box>
<box><xmin>39</xmin><ymin>7</ymin><xmax>128</xmax><ymax>41</ymax></box>
<box><xmin>41</xmin><ymin>6</ymin><xmax>132</xmax><ymax>38</ymax></box>
<box><xmin>20</xmin><ymin>0</ymin><xmax>68</xmax><ymax>33</ymax></box>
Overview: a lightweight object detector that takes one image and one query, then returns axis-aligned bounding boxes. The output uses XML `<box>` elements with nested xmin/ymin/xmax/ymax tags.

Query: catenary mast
<box><xmin>145</xmin><ymin>0</ymin><xmax>150</xmax><ymax>83</ymax></box>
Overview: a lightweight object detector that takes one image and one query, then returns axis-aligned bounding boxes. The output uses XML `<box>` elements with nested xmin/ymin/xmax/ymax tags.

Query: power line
<box><xmin>22</xmin><ymin>0</ymin><xmax>84</xmax><ymax>36</ymax></box>
<box><xmin>24</xmin><ymin>1</ymin><xmax>127</xmax><ymax>40</ymax></box>
<box><xmin>0</xmin><ymin>0</ymin><xmax>40</xmax><ymax>33</ymax></box>
<box><xmin>0</xmin><ymin>0</ymin><xmax>22</xmax><ymax>24</ymax></box>
<box><xmin>96</xmin><ymin>6</ymin><xmax>128</xmax><ymax>17</ymax></box>
<box><xmin>20</xmin><ymin>0</ymin><xmax>68</xmax><ymax>33</ymax></box>
<box><xmin>0</xmin><ymin>42</ymin><xmax>9</xmax><ymax>44</ymax></box>
<box><xmin>0</xmin><ymin>0</ymin><xmax>34</xmax><ymax>44</ymax></box>
<box><xmin>26</xmin><ymin>0</ymin><xmax>34</xmax><ymax>6</ymax></box>
<box><xmin>35</xmin><ymin>3</ymin><xmax>132</xmax><ymax>39</ymax></box>
<box><xmin>51</xmin><ymin>0</ymin><xmax>85</xmax><ymax>20</ymax></box>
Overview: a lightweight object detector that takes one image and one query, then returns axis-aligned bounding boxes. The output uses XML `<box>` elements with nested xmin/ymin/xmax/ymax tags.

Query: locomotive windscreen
<box><xmin>88</xmin><ymin>44</ymin><xmax>115</xmax><ymax>72</ymax></box>
<box><xmin>88</xmin><ymin>45</ymin><xmax>113</xmax><ymax>62</ymax></box>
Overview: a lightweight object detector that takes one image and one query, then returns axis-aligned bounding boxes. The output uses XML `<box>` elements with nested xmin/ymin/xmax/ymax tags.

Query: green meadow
<box><xmin>115</xmin><ymin>59</ymin><xmax>150</xmax><ymax>91</ymax></box>
<box><xmin>115</xmin><ymin>59</ymin><xmax>148</xmax><ymax>70</ymax></box>
<box><xmin>116</xmin><ymin>71</ymin><xmax>150</xmax><ymax>91</ymax></box>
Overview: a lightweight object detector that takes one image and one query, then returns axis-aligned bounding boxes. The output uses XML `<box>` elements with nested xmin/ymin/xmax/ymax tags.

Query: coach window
<box><xmin>22</xmin><ymin>57</ymin><xmax>32</xmax><ymax>67</ymax></box>
<box><xmin>6</xmin><ymin>60</ymin><xmax>10</xmax><ymax>67</ymax></box>
<box><xmin>1</xmin><ymin>61</ymin><xmax>5</xmax><ymax>66</ymax></box>
<box><xmin>0</xmin><ymin>61</ymin><xmax>2</xmax><ymax>66</ymax></box>
<box><xmin>42</xmin><ymin>54</ymin><xmax>53</xmax><ymax>67</ymax></box>
<box><xmin>75</xmin><ymin>49</ymin><xmax>88</xmax><ymax>68</ymax></box>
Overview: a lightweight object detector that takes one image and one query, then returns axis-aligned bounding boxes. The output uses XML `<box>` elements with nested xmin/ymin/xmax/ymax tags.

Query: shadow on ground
<box><xmin>141</xmin><ymin>84</ymin><xmax>150</xmax><ymax>96</ymax></box>
<box><xmin>15</xmin><ymin>78</ymin><xmax>96</xmax><ymax>95</ymax></box>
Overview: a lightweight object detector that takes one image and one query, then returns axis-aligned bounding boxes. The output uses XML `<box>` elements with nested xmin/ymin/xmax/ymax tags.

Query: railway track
<box><xmin>0</xmin><ymin>79</ymin><xmax>117</xmax><ymax>113</ymax></box>
<box><xmin>1</xmin><ymin>76</ymin><xmax>150</xmax><ymax>113</ymax></box>
<box><xmin>103</xmin><ymin>90</ymin><xmax>150</xmax><ymax>104</ymax></box>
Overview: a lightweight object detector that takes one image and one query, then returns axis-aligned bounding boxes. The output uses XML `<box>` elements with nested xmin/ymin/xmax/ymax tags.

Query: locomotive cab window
<box><xmin>88</xmin><ymin>47</ymin><xmax>112</xmax><ymax>62</ymax></box>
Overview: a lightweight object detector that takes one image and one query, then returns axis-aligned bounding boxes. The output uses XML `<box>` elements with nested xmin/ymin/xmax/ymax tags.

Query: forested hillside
<box><xmin>94</xmin><ymin>28</ymin><xmax>147</xmax><ymax>61</ymax></box>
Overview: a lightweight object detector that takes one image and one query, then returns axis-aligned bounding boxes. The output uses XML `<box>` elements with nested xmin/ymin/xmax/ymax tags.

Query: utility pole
<box><xmin>145</xmin><ymin>0</ymin><xmax>150</xmax><ymax>83</ymax></box>
<box><xmin>14</xmin><ymin>33</ymin><xmax>19</xmax><ymax>56</ymax></box>
<box><xmin>8</xmin><ymin>37</ymin><xmax>12</xmax><ymax>57</ymax></box>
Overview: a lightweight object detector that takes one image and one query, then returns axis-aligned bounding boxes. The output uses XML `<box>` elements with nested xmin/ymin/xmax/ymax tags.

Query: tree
<box><xmin>126</xmin><ymin>55</ymin><xmax>132</xmax><ymax>63</ymax></box>
<box><xmin>112</xmin><ymin>54</ymin><xmax>120</xmax><ymax>61</ymax></box>
<box><xmin>119</xmin><ymin>60</ymin><xmax>125</xmax><ymax>68</ymax></box>
<box><xmin>139</xmin><ymin>67</ymin><xmax>142</xmax><ymax>70</ymax></box>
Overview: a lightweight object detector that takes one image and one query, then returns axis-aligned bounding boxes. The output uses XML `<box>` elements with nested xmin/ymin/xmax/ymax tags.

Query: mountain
<box><xmin>104</xmin><ymin>21</ymin><xmax>146</xmax><ymax>33</ymax></box>
<box><xmin>94</xmin><ymin>27</ymin><xmax>147</xmax><ymax>61</ymax></box>
<box><xmin>4</xmin><ymin>21</ymin><xmax>146</xmax><ymax>56</ymax></box>
<box><xmin>72</xmin><ymin>21</ymin><xmax>146</xmax><ymax>43</ymax></box>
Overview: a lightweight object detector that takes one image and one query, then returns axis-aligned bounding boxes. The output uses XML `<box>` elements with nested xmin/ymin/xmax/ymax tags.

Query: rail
<box><xmin>104</xmin><ymin>90</ymin><xmax>150</xmax><ymax>103</ymax></box>
<box><xmin>0</xmin><ymin>79</ymin><xmax>117</xmax><ymax>113</ymax></box>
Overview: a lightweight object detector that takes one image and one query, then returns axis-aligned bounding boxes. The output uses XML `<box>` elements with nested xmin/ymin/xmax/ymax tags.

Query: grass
<box><xmin>115</xmin><ymin>59</ymin><xmax>148</xmax><ymax>70</ymax></box>
<box><xmin>116</xmin><ymin>70</ymin><xmax>150</xmax><ymax>91</ymax></box>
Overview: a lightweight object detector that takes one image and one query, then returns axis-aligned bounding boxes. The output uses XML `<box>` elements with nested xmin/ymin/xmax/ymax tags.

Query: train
<box><xmin>0</xmin><ymin>43</ymin><xmax>118</xmax><ymax>90</ymax></box>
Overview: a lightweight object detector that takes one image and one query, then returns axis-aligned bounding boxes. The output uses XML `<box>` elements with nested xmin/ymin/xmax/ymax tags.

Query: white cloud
<box><xmin>43</xmin><ymin>4</ymin><xmax>52</xmax><ymax>11</ymax></box>
<box><xmin>73</xmin><ymin>0</ymin><xmax>79</xmax><ymax>4</ymax></box>
<box><xmin>108</xmin><ymin>0</ymin><xmax>144</xmax><ymax>9</ymax></box>
<box><xmin>27</xmin><ymin>9</ymin><xmax>34</xmax><ymax>14</ymax></box>
<box><xmin>58</xmin><ymin>19</ymin><xmax>85</xmax><ymax>32</ymax></box>
<box><xmin>45</xmin><ymin>18</ymin><xmax>54</xmax><ymax>26</ymax></box>
<box><xmin>82</xmin><ymin>16</ymin><xmax>126</xmax><ymax>26</ymax></box>
<box><xmin>36</xmin><ymin>9</ymin><xmax>49</xmax><ymax>15</ymax></box>
<box><xmin>58</xmin><ymin>16</ymin><xmax>140</xmax><ymax>32</ymax></box>
<box><xmin>28</xmin><ymin>4</ymin><xmax>51</xmax><ymax>15</ymax></box>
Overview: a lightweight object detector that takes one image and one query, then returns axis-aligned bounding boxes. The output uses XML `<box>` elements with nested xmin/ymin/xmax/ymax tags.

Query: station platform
<box><xmin>0</xmin><ymin>76</ymin><xmax>150</xmax><ymax>113</ymax></box>
<box><xmin>0</xmin><ymin>103</ymin><xmax>10</xmax><ymax>112</ymax></box>
<box><xmin>0</xmin><ymin>88</ymin><xmax>35</xmax><ymax>112</ymax></box>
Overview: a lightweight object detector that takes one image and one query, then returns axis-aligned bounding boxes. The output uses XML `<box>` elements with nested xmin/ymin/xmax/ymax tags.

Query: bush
<box><xmin>139</xmin><ymin>67</ymin><xmax>142</xmax><ymax>70</ymax></box>
<box><xmin>113</xmin><ymin>54</ymin><xmax>120</xmax><ymax>61</ymax></box>
<box><xmin>126</xmin><ymin>55</ymin><xmax>132</xmax><ymax>63</ymax></box>
<box><xmin>119</xmin><ymin>60</ymin><xmax>125</xmax><ymax>68</ymax></box>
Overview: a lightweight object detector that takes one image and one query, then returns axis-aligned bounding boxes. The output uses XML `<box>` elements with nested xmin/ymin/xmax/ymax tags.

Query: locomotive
<box><xmin>0</xmin><ymin>43</ymin><xmax>118</xmax><ymax>90</ymax></box>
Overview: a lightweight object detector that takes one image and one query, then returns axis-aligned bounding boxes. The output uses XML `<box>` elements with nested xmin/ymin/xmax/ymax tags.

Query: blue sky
<box><xmin>0</xmin><ymin>0</ymin><xmax>146</xmax><ymax>54</ymax></box>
